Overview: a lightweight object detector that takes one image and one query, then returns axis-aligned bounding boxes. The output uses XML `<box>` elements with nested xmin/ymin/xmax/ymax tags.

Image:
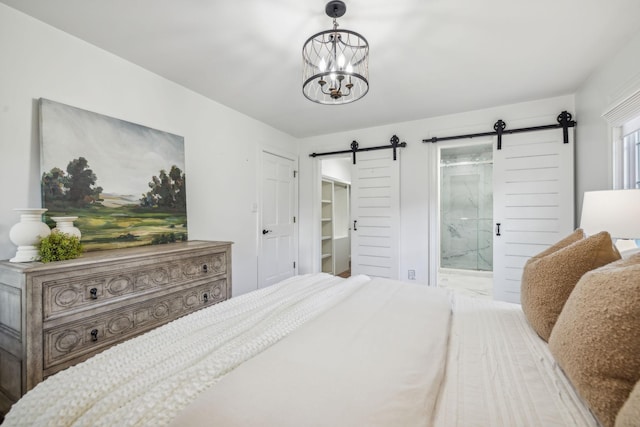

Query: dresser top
<box><xmin>0</xmin><ymin>240</ymin><xmax>232</xmax><ymax>273</ymax></box>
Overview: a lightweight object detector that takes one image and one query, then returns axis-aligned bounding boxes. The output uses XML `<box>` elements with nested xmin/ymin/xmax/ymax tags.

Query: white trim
<box><xmin>602</xmin><ymin>81</ymin><xmax>640</xmax><ymax>190</ymax></box>
<box><xmin>613</xmin><ymin>126</ymin><xmax>625</xmax><ymax>189</ymax></box>
<box><xmin>427</xmin><ymin>143</ymin><xmax>439</xmax><ymax>287</ymax></box>
<box><xmin>602</xmin><ymin>87</ymin><xmax>640</xmax><ymax>126</ymax></box>
<box><xmin>622</xmin><ymin>115</ymin><xmax>640</xmax><ymax>136</ymax></box>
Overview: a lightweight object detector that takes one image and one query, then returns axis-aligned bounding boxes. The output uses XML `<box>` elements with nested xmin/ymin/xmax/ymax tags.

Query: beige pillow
<box><xmin>531</xmin><ymin>228</ymin><xmax>585</xmax><ymax>259</ymax></box>
<box><xmin>616</xmin><ymin>380</ymin><xmax>640</xmax><ymax>427</ymax></box>
<box><xmin>549</xmin><ymin>254</ymin><xmax>640</xmax><ymax>427</ymax></box>
<box><xmin>521</xmin><ymin>231</ymin><xmax>620</xmax><ymax>341</ymax></box>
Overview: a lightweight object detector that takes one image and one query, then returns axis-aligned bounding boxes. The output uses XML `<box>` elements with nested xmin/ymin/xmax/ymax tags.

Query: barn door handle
<box><xmin>495</xmin><ymin>223</ymin><xmax>501</xmax><ymax>236</ymax></box>
<box><xmin>262</xmin><ymin>229</ymin><xmax>272</xmax><ymax>235</ymax></box>
<box><xmin>353</xmin><ymin>220</ymin><xmax>358</xmax><ymax>231</ymax></box>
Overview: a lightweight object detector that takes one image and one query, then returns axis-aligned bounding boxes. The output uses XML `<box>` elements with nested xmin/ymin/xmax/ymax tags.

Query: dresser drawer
<box><xmin>41</xmin><ymin>251</ymin><xmax>227</xmax><ymax>320</ymax></box>
<box><xmin>43</xmin><ymin>278</ymin><xmax>227</xmax><ymax>371</ymax></box>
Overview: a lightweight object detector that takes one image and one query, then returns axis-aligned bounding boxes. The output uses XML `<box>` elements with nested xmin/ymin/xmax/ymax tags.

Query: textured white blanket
<box><xmin>4</xmin><ymin>273</ymin><xmax>371</xmax><ymax>427</ymax></box>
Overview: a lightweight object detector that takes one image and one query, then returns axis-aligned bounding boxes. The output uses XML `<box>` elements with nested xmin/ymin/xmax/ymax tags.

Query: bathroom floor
<box><xmin>438</xmin><ymin>270</ymin><xmax>493</xmax><ymax>299</ymax></box>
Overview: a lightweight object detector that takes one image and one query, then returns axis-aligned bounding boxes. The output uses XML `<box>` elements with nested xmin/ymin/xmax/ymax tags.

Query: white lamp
<box><xmin>580</xmin><ymin>189</ymin><xmax>640</xmax><ymax>254</ymax></box>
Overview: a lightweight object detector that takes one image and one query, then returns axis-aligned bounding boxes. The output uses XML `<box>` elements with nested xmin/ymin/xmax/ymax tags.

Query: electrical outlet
<box><xmin>408</xmin><ymin>270</ymin><xmax>416</xmax><ymax>280</ymax></box>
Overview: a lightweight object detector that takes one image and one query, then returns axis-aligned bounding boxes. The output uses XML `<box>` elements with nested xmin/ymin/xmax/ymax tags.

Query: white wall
<box><xmin>574</xmin><ymin>29</ymin><xmax>640</xmax><ymax>218</ymax></box>
<box><xmin>298</xmin><ymin>95</ymin><xmax>575</xmax><ymax>284</ymax></box>
<box><xmin>321</xmin><ymin>157</ymin><xmax>352</xmax><ymax>183</ymax></box>
<box><xmin>0</xmin><ymin>4</ymin><xmax>298</xmax><ymax>296</ymax></box>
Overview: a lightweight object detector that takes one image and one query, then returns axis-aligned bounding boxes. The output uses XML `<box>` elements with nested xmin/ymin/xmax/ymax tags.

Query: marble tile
<box><xmin>438</xmin><ymin>270</ymin><xmax>493</xmax><ymax>299</ymax></box>
<box><xmin>440</xmin><ymin>158</ymin><xmax>493</xmax><ymax>272</ymax></box>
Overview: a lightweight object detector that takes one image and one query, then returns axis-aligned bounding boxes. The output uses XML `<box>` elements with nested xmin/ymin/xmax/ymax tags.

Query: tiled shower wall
<box><xmin>440</xmin><ymin>145</ymin><xmax>493</xmax><ymax>271</ymax></box>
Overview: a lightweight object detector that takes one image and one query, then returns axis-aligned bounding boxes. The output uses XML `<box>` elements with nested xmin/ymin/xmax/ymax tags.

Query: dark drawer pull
<box><xmin>90</xmin><ymin>288</ymin><xmax>98</xmax><ymax>300</ymax></box>
<box><xmin>202</xmin><ymin>264</ymin><xmax>208</xmax><ymax>273</ymax></box>
<box><xmin>203</xmin><ymin>293</ymin><xmax>209</xmax><ymax>303</ymax></box>
<box><xmin>91</xmin><ymin>329</ymin><xmax>98</xmax><ymax>342</ymax></box>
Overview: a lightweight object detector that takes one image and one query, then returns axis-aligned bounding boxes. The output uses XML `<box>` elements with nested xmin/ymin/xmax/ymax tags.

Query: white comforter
<box><xmin>4</xmin><ymin>274</ymin><xmax>373</xmax><ymax>426</ymax></box>
<box><xmin>169</xmin><ymin>277</ymin><xmax>452</xmax><ymax>427</ymax></box>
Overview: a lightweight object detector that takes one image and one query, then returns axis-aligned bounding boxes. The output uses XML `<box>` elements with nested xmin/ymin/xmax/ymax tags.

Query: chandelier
<box><xmin>302</xmin><ymin>0</ymin><xmax>369</xmax><ymax>105</ymax></box>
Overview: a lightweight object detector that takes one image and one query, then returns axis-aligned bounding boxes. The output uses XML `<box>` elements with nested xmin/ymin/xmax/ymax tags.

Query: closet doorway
<box><xmin>321</xmin><ymin>157</ymin><xmax>351</xmax><ymax>277</ymax></box>
<box><xmin>438</xmin><ymin>142</ymin><xmax>494</xmax><ymax>298</ymax></box>
<box><xmin>317</xmin><ymin>149</ymin><xmax>400</xmax><ymax>279</ymax></box>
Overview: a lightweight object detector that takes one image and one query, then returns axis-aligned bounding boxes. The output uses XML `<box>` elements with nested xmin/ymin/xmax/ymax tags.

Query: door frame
<box><xmin>257</xmin><ymin>147</ymin><xmax>299</xmax><ymax>286</ymax></box>
<box><xmin>427</xmin><ymin>137</ymin><xmax>494</xmax><ymax>288</ymax></box>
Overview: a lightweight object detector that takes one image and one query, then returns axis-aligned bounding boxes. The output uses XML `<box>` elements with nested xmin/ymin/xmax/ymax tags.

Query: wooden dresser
<box><xmin>0</xmin><ymin>240</ymin><xmax>232</xmax><ymax>416</ymax></box>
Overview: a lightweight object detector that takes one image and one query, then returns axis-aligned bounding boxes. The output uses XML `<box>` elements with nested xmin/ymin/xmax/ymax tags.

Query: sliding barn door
<box><xmin>350</xmin><ymin>151</ymin><xmax>400</xmax><ymax>279</ymax></box>
<box><xmin>493</xmin><ymin>129</ymin><xmax>574</xmax><ymax>303</ymax></box>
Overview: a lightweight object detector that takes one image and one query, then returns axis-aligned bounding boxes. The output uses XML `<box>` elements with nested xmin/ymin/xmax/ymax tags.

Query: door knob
<box><xmin>262</xmin><ymin>229</ymin><xmax>272</xmax><ymax>235</ymax></box>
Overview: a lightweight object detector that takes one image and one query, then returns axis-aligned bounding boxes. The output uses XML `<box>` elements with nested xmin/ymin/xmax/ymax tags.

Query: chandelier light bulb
<box><xmin>338</xmin><ymin>54</ymin><xmax>346</xmax><ymax>69</ymax></box>
<box><xmin>319</xmin><ymin>58</ymin><xmax>327</xmax><ymax>72</ymax></box>
<box><xmin>346</xmin><ymin>63</ymin><xmax>353</xmax><ymax>73</ymax></box>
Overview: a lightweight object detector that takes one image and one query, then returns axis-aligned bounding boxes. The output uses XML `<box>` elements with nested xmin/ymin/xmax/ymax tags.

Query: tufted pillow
<box><xmin>549</xmin><ymin>254</ymin><xmax>640</xmax><ymax>427</ymax></box>
<box><xmin>616</xmin><ymin>380</ymin><xmax>640</xmax><ymax>427</ymax></box>
<box><xmin>521</xmin><ymin>231</ymin><xmax>619</xmax><ymax>341</ymax></box>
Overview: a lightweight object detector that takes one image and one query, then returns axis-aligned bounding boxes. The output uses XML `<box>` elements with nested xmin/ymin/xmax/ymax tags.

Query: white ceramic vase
<box><xmin>51</xmin><ymin>216</ymin><xmax>81</xmax><ymax>239</ymax></box>
<box><xmin>9</xmin><ymin>208</ymin><xmax>52</xmax><ymax>263</ymax></box>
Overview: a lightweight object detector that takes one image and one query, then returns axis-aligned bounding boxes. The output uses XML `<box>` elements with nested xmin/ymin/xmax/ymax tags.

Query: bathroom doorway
<box><xmin>438</xmin><ymin>142</ymin><xmax>493</xmax><ymax>297</ymax></box>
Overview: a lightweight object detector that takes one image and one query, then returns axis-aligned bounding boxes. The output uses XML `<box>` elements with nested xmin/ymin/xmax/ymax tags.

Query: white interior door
<box><xmin>350</xmin><ymin>150</ymin><xmax>400</xmax><ymax>278</ymax></box>
<box><xmin>493</xmin><ymin>129</ymin><xmax>574</xmax><ymax>303</ymax></box>
<box><xmin>259</xmin><ymin>151</ymin><xmax>297</xmax><ymax>288</ymax></box>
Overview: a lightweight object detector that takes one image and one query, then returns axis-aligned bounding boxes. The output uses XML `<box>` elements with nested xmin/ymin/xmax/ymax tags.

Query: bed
<box><xmin>4</xmin><ymin>268</ymin><xmax>622</xmax><ymax>427</ymax></box>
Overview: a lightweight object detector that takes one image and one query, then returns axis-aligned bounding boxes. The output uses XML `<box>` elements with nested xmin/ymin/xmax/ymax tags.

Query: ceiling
<box><xmin>2</xmin><ymin>0</ymin><xmax>640</xmax><ymax>138</ymax></box>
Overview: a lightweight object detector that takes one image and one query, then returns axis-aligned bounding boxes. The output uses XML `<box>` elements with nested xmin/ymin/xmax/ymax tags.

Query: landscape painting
<box><xmin>39</xmin><ymin>98</ymin><xmax>187</xmax><ymax>251</ymax></box>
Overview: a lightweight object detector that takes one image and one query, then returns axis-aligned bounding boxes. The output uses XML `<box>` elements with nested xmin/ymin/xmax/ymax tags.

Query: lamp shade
<box><xmin>580</xmin><ymin>189</ymin><xmax>640</xmax><ymax>239</ymax></box>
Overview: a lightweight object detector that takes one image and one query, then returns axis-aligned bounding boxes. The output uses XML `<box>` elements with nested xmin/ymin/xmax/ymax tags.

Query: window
<box><xmin>622</xmin><ymin>128</ymin><xmax>640</xmax><ymax>188</ymax></box>
<box><xmin>614</xmin><ymin>115</ymin><xmax>640</xmax><ymax>189</ymax></box>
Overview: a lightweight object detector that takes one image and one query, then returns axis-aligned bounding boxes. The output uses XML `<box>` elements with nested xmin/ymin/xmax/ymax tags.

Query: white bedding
<box><xmin>434</xmin><ymin>295</ymin><xmax>598</xmax><ymax>427</ymax></box>
<box><xmin>4</xmin><ymin>274</ymin><xmax>599</xmax><ymax>427</ymax></box>
<box><xmin>169</xmin><ymin>277</ymin><xmax>451</xmax><ymax>427</ymax></box>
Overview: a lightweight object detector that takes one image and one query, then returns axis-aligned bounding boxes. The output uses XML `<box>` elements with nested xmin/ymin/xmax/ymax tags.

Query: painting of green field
<box><xmin>46</xmin><ymin>204</ymin><xmax>187</xmax><ymax>251</ymax></box>
<box><xmin>40</xmin><ymin>98</ymin><xmax>187</xmax><ymax>252</ymax></box>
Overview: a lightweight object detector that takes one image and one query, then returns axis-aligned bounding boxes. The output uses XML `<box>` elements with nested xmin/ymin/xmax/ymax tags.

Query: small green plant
<box><xmin>38</xmin><ymin>231</ymin><xmax>83</xmax><ymax>263</ymax></box>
